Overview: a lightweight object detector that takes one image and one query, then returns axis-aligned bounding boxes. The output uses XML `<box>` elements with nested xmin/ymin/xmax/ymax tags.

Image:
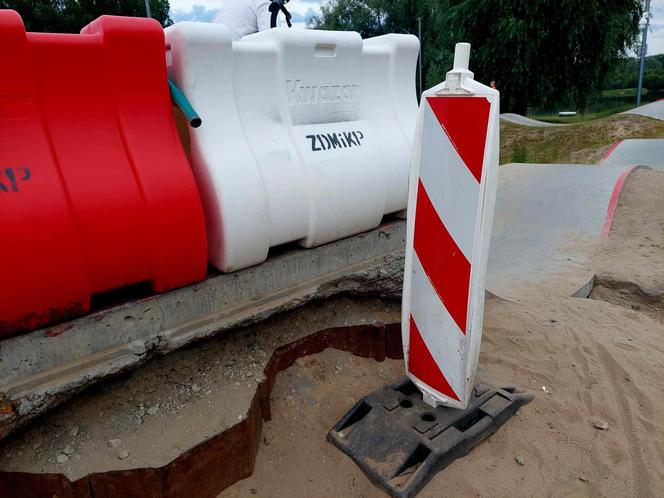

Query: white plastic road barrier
<box><xmin>401</xmin><ymin>43</ymin><xmax>500</xmax><ymax>409</ymax></box>
<box><xmin>164</xmin><ymin>24</ymin><xmax>419</xmax><ymax>272</ymax></box>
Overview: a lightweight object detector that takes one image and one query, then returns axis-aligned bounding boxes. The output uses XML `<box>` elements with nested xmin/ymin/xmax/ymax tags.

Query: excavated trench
<box><xmin>0</xmin><ymin>315</ymin><xmax>403</xmax><ymax>498</ymax></box>
<box><xmin>589</xmin><ymin>276</ymin><xmax>664</xmax><ymax>324</ymax></box>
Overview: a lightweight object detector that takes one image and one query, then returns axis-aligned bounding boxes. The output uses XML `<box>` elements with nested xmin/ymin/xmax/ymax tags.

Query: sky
<box><xmin>647</xmin><ymin>0</ymin><xmax>664</xmax><ymax>55</ymax></box>
<box><xmin>170</xmin><ymin>0</ymin><xmax>323</xmax><ymax>25</ymax></box>
<box><xmin>170</xmin><ymin>0</ymin><xmax>664</xmax><ymax>57</ymax></box>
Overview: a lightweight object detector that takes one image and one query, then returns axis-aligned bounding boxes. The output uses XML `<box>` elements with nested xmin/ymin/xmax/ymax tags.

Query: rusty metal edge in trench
<box><xmin>328</xmin><ymin>379</ymin><xmax>534</xmax><ymax>498</ymax></box>
<box><xmin>0</xmin><ymin>322</ymin><xmax>404</xmax><ymax>498</ymax></box>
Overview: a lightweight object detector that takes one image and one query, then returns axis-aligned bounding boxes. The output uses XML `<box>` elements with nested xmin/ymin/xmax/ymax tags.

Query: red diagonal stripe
<box><xmin>408</xmin><ymin>314</ymin><xmax>460</xmax><ymax>401</ymax></box>
<box><xmin>426</xmin><ymin>96</ymin><xmax>490</xmax><ymax>183</ymax></box>
<box><xmin>414</xmin><ymin>180</ymin><xmax>470</xmax><ymax>333</ymax></box>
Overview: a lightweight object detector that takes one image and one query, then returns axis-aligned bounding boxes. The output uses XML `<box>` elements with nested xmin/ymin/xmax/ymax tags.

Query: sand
<box><xmin>590</xmin><ymin>167</ymin><xmax>664</xmax><ymax>321</ymax></box>
<box><xmin>221</xmin><ymin>294</ymin><xmax>664</xmax><ymax>498</ymax></box>
<box><xmin>222</xmin><ymin>168</ymin><xmax>664</xmax><ymax>497</ymax></box>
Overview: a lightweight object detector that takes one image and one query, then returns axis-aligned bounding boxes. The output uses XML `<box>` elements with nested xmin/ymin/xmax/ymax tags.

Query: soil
<box><xmin>590</xmin><ymin>167</ymin><xmax>664</xmax><ymax>321</ymax></box>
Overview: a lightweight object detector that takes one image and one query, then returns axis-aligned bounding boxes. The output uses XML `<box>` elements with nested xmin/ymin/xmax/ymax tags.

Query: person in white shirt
<box><xmin>213</xmin><ymin>0</ymin><xmax>289</xmax><ymax>41</ymax></box>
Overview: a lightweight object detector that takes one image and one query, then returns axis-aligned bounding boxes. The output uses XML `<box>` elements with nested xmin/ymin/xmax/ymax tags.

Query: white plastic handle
<box><xmin>453</xmin><ymin>42</ymin><xmax>470</xmax><ymax>71</ymax></box>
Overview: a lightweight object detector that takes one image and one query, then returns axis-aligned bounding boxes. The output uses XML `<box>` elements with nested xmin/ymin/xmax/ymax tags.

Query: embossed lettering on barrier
<box><xmin>287</xmin><ymin>80</ymin><xmax>360</xmax><ymax>106</ymax></box>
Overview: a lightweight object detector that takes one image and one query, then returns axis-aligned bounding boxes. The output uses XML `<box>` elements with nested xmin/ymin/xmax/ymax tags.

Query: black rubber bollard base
<box><xmin>328</xmin><ymin>378</ymin><xmax>534</xmax><ymax>498</ymax></box>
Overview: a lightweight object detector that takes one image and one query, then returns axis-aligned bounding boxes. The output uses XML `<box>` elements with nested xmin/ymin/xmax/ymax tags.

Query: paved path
<box><xmin>500</xmin><ymin>113</ymin><xmax>565</xmax><ymax>127</ymax></box>
<box><xmin>504</xmin><ymin>100</ymin><xmax>664</xmax><ymax>126</ymax></box>
<box><xmin>622</xmin><ymin>99</ymin><xmax>664</xmax><ymax>120</ymax></box>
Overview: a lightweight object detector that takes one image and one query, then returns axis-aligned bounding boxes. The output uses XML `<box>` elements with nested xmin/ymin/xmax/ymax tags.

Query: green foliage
<box><xmin>311</xmin><ymin>0</ymin><xmax>450</xmax><ymax>90</ymax></box>
<box><xmin>532</xmin><ymin>104</ymin><xmax>636</xmax><ymax>123</ymax></box>
<box><xmin>312</xmin><ymin>0</ymin><xmax>641</xmax><ymax>114</ymax></box>
<box><xmin>606</xmin><ymin>54</ymin><xmax>664</xmax><ymax>91</ymax></box>
<box><xmin>601</xmin><ymin>88</ymin><xmax>642</xmax><ymax>97</ymax></box>
<box><xmin>1</xmin><ymin>0</ymin><xmax>172</xmax><ymax>33</ymax></box>
<box><xmin>510</xmin><ymin>141</ymin><xmax>528</xmax><ymax>163</ymax></box>
<box><xmin>447</xmin><ymin>0</ymin><xmax>641</xmax><ymax>114</ymax></box>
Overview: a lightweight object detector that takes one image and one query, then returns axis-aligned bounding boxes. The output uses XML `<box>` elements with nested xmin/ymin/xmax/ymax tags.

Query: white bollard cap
<box><xmin>453</xmin><ymin>42</ymin><xmax>471</xmax><ymax>71</ymax></box>
<box><xmin>440</xmin><ymin>42</ymin><xmax>474</xmax><ymax>94</ymax></box>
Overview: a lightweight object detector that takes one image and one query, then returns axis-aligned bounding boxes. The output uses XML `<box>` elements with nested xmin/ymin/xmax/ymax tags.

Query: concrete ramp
<box><xmin>622</xmin><ymin>99</ymin><xmax>664</xmax><ymax>120</ymax></box>
<box><xmin>601</xmin><ymin>139</ymin><xmax>664</xmax><ymax>170</ymax></box>
<box><xmin>500</xmin><ymin>113</ymin><xmax>565</xmax><ymax>127</ymax></box>
<box><xmin>487</xmin><ymin>163</ymin><xmax>637</xmax><ymax>300</ymax></box>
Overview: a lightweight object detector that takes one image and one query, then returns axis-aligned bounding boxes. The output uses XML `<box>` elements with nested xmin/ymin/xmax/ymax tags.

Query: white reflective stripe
<box><xmin>410</xmin><ymin>252</ymin><xmax>466</xmax><ymax>397</ymax></box>
<box><xmin>418</xmin><ymin>100</ymin><xmax>480</xmax><ymax>261</ymax></box>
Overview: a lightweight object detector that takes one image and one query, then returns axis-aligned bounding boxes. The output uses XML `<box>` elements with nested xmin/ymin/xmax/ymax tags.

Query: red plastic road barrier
<box><xmin>0</xmin><ymin>11</ymin><xmax>207</xmax><ymax>337</ymax></box>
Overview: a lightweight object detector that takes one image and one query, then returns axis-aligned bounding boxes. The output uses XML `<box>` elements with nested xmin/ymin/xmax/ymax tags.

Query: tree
<box><xmin>606</xmin><ymin>54</ymin><xmax>664</xmax><ymax>91</ymax></box>
<box><xmin>446</xmin><ymin>0</ymin><xmax>641</xmax><ymax>113</ymax></box>
<box><xmin>1</xmin><ymin>0</ymin><xmax>172</xmax><ymax>33</ymax></box>
<box><xmin>311</xmin><ymin>0</ymin><xmax>449</xmax><ymax>94</ymax></box>
<box><xmin>312</xmin><ymin>0</ymin><xmax>642</xmax><ymax>113</ymax></box>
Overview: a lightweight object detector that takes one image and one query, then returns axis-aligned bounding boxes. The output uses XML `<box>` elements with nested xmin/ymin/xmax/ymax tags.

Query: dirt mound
<box><xmin>500</xmin><ymin>114</ymin><xmax>664</xmax><ymax>164</ymax></box>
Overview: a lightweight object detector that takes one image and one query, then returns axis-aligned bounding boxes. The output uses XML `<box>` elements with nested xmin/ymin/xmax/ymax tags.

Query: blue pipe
<box><xmin>169</xmin><ymin>79</ymin><xmax>201</xmax><ymax>128</ymax></box>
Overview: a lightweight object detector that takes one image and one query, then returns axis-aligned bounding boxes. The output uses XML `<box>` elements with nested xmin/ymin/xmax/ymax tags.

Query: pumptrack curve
<box><xmin>487</xmin><ymin>162</ymin><xmax>643</xmax><ymax>300</ymax></box>
<box><xmin>600</xmin><ymin>139</ymin><xmax>664</xmax><ymax>171</ymax></box>
<box><xmin>490</xmin><ymin>102</ymin><xmax>664</xmax><ymax>300</ymax></box>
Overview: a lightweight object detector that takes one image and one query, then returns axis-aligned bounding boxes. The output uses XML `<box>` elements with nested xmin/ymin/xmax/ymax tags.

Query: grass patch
<box><xmin>500</xmin><ymin>114</ymin><xmax>664</xmax><ymax>165</ymax></box>
<box><xmin>510</xmin><ymin>141</ymin><xmax>528</xmax><ymax>162</ymax></box>
<box><xmin>530</xmin><ymin>105</ymin><xmax>634</xmax><ymax>124</ymax></box>
<box><xmin>601</xmin><ymin>88</ymin><xmax>645</xmax><ymax>98</ymax></box>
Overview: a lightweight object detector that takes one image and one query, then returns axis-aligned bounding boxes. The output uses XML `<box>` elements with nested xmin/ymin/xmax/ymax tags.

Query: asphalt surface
<box><xmin>487</xmin><ymin>162</ymin><xmax>634</xmax><ymax>300</ymax></box>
